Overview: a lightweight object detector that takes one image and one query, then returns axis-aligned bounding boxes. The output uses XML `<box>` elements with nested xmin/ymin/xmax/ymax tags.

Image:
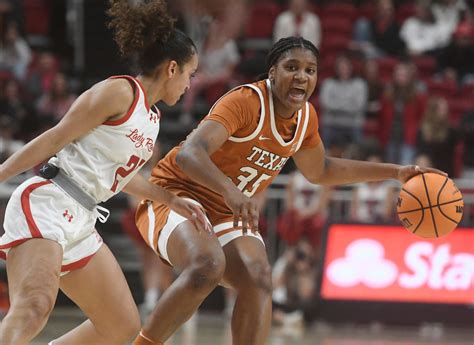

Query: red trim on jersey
<box><xmin>135</xmin><ymin>77</ymin><xmax>151</xmax><ymax>111</ymax></box>
<box><xmin>61</xmin><ymin>253</ymin><xmax>95</xmax><ymax>272</ymax></box>
<box><xmin>0</xmin><ymin>238</ymin><xmax>30</xmax><ymax>251</ymax></box>
<box><xmin>152</xmin><ymin>104</ymin><xmax>161</xmax><ymax>119</ymax></box>
<box><xmin>104</xmin><ymin>75</ymin><xmax>141</xmax><ymax>126</ymax></box>
<box><xmin>21</xmin><ymin>180</ymin><xmax>51</xmax><ymax>238</ymax></box>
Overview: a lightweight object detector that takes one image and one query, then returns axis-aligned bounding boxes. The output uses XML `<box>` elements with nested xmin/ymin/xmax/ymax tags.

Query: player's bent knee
<box><xmin>246</xmin><ymin>260</ymin><xmax>273</xmax><ymax>294</ymax></box>
<box><xmin>14</xmin><ymin>291</ymin><xmax>56</xmax><ymax>327</ymax></box>
<box><xmin>98</xmin><ymin>306</ymin><xmax>141</xmax><ymax>342</ymax></box>
<box><xmin>115</xmin><ymin>316</ymin><xmax>141</xmax><ymax>342</ymax></box>
<box><xmin>187</xmin><ymin>252</ymin><xmax>226</xmax><ymax>291</ymax></box>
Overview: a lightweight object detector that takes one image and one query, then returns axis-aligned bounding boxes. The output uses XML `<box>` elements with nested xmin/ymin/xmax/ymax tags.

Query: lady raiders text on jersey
<box><xmin>50</xmin><ymin>75</ymin><xmax>160</xmax><ymax>203</ymax></box>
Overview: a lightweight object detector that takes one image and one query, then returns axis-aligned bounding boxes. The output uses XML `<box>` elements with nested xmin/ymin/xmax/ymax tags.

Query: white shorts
<box><xmin>153</xmin><ymin>199</ymin><xmax>264</xmax><ymax>265</ymax></box>
<box><xmin>0</xmin><ymin>176</ymin><xmax>103</xmax><ymax>275</ymax></box>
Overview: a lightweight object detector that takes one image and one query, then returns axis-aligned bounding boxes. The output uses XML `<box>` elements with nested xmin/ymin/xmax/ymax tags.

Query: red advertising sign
<box><xmin>321</xmin><ymin>225</ymin><xmax>474</xmax><ymax>304</ymax></box>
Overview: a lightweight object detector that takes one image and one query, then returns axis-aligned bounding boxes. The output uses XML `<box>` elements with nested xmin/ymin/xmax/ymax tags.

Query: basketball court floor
<box><xmin>33</xmin><ymin>307</ymin><xmax>474</xmax><ymax>345</ymax></box>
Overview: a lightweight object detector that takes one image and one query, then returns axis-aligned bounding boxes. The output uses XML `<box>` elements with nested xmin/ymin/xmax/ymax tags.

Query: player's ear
<box><xmin>268</xmin><ymin>66</ymin><xmax>275</xmax><ymax>82</ymax></box>
<box><xmin>166</xmin><ymin>60</ymin><xmax>178</xmax><ymax>79</ymax></box>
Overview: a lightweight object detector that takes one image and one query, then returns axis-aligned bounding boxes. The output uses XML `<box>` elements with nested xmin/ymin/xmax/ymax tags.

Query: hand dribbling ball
<box><xmin>397</xmin><ymin>173</ymin><xmax>463</xmax><ymax>238</ymax></box>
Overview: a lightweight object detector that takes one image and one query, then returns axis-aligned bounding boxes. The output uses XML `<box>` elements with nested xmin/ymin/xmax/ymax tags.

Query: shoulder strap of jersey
<box><xmin>108</xmin><ymin>75</ymin><xmax>150</xmax><ymax>112</ymax></box>
<box><xmin>295</xmin><ymin>102</ymin><xmax>310</xmax><ymax>152</ymax></box>
<box><xmin>207</xmin><ymin>81</ymin><xmax>267</xmax><ymax>143</ymax></box>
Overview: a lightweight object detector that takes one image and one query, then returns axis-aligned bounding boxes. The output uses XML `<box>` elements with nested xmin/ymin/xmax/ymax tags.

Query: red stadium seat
<box><xmin>459</xmin><ymin>83</ymin><xmax>474</xmax><ymax>99</ymax></box>
<box><xmin>321</xmin><ymin>17</ymin><xmax>354</xmax><ymax>36</ymax></box>
<box><xmin>396</xmin><ymin>3</ymin><xmax>416</xmax><ymax>25</ymax></box>
<box><xmin>22</xmin><ymin>0</ymin><xmax>50</xmax><ymax>36</ymax></box>
<box><xmin>447</xmin><ymin>97</ymin><xmax>473</xmax><ymax>125</ymax></box>
<box><xmin>376</xmin><ymin>56</ymin><xmax>399</xmax><ymax>81</ymax></box>
<box><xmin>358</xmin><ymin>1</ymin><xmax>376</xmax><ymax>20</ymax></box>
<box><xmin>426</xmin><ymin>80</ymin><xmax>458</xmax><ymax>98</ymax></box>
<box><xmin>245</xmin><ymin>2</ymin><xmax>281</xmax><ymax>39</ymax></box>
<box><xmin>320</xmin><ymin>34</ymin><xmax>350</xmax><ymax>55</ymax></box>
<box><xmin>413</xmin><ymin>56</ymin><xmax>437</xmax><ymax>79</ymax></box>
<box><xmin>321</xmin><ymin>3</ymin><xmax>357</xmax><ymax>21</ymax></box>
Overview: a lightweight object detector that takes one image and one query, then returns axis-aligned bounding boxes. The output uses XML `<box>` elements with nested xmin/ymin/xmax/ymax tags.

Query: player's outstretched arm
<box><xmin>0</xmin><ymin>79</ymin><xmax>133</xmax><ymax>182</ymax></box>
<box><xmin>176</xmin><ymin>120</ymin><xmax>260</xmax><ymax>233</ymax></box>
<box><xmin>293</xmin><ymin>141</ymin><xmax>446</xmax><ymax>186</ymax></box>
<box><xmin>123</xmin><ymin>173</ymin><xmax>210</xmax><ymax>233</ymax></box>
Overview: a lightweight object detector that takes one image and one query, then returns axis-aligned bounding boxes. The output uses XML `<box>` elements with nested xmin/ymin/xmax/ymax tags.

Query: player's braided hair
<box><xmin>107</xmin><ymin>0</ymin><xmax>196</xmax><ymax>75</ymax></box>
<box><xmin>266</xmin><ymin>37</ymin><xmax>319</xmax><ymax>69</ymax></box>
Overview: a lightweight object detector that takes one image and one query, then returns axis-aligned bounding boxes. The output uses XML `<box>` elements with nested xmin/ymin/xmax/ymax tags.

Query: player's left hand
<box><xmin>397</xmin><ymin>165</ymin><xmax>447</xmax><ymax>183</ymax></box>
<box><xmin>169</xmin><ymin>196</ymin><xmax>212</xmax><ymax>234</ymax></box>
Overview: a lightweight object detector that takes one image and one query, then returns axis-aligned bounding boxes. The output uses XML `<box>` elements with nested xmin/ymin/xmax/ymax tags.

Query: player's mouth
<box><xmin>288</xmin><ymin>87</ymin><xmax>306</xmax><ymax>103</ymax></box>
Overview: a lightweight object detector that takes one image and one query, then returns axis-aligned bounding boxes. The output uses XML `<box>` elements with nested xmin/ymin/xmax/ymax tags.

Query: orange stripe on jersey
<box><xmin>21</xmin><ymin>180</ymin><xmax>51</xmax><ymax>238</ymax></box>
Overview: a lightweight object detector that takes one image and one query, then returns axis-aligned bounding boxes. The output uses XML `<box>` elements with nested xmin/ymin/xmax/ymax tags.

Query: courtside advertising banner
<box><xmin>321</xmin><ymin>225</ymin><xmax>474</xmax><ymax>304</ymax></box>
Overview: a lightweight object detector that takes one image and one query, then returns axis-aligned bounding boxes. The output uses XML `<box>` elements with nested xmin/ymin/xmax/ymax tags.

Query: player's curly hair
<box><xmin>107</xmin><ymin>0</ymin><xmax>196</xmax><ymax>75</ymax></box>
<box><xmin>267</xmin><ymin>37</ymin><xmax>319</xmax><ymax>69</ymax></box>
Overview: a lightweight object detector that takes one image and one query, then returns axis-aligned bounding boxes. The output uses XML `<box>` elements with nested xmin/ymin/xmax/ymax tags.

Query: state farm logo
<box><xmin>327</xmin><ymin>239</ymin><xmax>398</xmax><ymax>288</ymax></box>
<box><xmin>326</xmin><ymin>240</ymin><xmax>473</xmax><ymax>291</ymax></box>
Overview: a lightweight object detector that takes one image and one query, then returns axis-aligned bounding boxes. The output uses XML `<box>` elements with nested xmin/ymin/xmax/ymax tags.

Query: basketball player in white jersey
<box><xmin>0</xmin><ymin>1</ymin><xmax>207</xmax><ymax>344</ymax></box>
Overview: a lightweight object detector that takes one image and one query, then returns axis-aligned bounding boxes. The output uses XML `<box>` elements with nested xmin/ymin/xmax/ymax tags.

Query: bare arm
<box><xmin>123</xmin><ymin>174</ymin><xmax>209</xmax><ymax>233</ymax></box>
<box><xmin>0</xmin><ymin>79</ymin><xmax>134</xmax><ymax>182</ymax></box>
<box><xmin>293</xmin><ymin>142</ymin><xmax>446</xmax><ymax>186</ymax></box>
<box><xmin>176</xmin><ymin>120</ymin><xmax>238</xmax><ymax>196</ymax></box>
<box><xmin>176</xmin><ymin>120</ymin><xmax>259</xmax><ymax>232</ymax></box>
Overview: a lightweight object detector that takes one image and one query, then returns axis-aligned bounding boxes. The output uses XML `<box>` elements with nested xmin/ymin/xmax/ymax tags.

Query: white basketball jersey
<box><xmin>50</xmin><ymin>75</ymin><xmax>160</xmax><ymax>203</ymax></box>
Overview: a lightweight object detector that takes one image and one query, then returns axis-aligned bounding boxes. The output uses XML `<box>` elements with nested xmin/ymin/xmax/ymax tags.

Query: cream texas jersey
<box><xmin>50</xmin><ymin>75</ymin><xmax>160</xmax><ymax>203</ymax></box>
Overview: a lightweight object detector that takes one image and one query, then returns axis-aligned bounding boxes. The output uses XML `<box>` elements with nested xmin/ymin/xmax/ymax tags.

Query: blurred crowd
<box><xmin>0</xmin><ymin>0</ymin><xmax>474</xmax><ymax>331</ymax></box>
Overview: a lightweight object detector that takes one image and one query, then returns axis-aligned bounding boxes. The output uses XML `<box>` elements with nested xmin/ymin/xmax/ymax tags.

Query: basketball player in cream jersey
<box><xmin>133</xmin><ymin>37</ymin><xmax>445</xmax><ymax>345</ymax></box>
<box><xmin>0</xmin><ymin>1</ymin><xmax>207</xmax><ymax>344</ymax></box>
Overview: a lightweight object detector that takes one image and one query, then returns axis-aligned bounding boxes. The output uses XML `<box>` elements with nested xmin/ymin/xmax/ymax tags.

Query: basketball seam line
<box><xmin>400</xmin><ymin>187</ymin><xmax>424</xmax><ymax>233</ymax></box>
<box><xmin>421</xmin><ymin>173</ymin><xmax>439</xmax><ymax>237</ymax></box>
<box><xmin>436</xmin><ymin>177</ymin><xmax>460</xmax><ymax>225</ymax></box>
<box><xmin>397</xmin><ymin>197</ymin><xmax>464</xmax><ymax>214</ymax></box>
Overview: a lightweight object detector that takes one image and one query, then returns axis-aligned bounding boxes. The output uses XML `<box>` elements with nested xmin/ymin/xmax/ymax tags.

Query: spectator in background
<box><xmin>0</xmin><ymin>21</ymin><xmax>32</xmax><ymax>80</ymax></box>
<box><xmin>36</xmin><ymin>72</ymin><xmax>77</xmax><ymax>121</ymax></box>
<box><xmin>363</xmin><ymin>58</ymin><xmax>384</xmax><ymax>121</ymax></box>
<box><xmin>273</xmin><ymin>0</ymin><xmax>321</xmax><ymax>47</ymax></box>
<box><xmin>432</xmin><ymin>0</ymin><xmax>467</xmax><ymax>36</ymax></box>
<box><xmin>437</xmin><ymin>21</ymin><xmax>474</xmax><ymax>83</ymax></box>
<box><xmin>277</xmin><ymin>170</ymin><xmax>331</xmax><ymax>249</ymax></box>
<box><xmin>25</xmin><ymin>51</ymin><xmax>58</xmax><ymax>101</ymax></box>
<box><xmin>0</xmin><ymin>115</ymin><xmax>24</xmax><ymax>163</ymax></box>
<box><xmin>379</xmin><ymin>61</ymin><xmax>427</xmax><ymax>164</ymax></box>
<box><xmin>0</xmin><ymin>79</ymin><xmax>37</xmax><ymax>141</ymax></box>
<box><xmin>459</xmin><ymin>107</ymin><xmax>474</xmax><ymax>178</ymax></box>
<box><xmin>414</xmin><ymin>152</ymin><xmax>434</xmax><ymax>169</ymax></box>
<box><xmin>351</xmin><ymin>0</ymin><xmax>405</xmax><ymax>58</ymax></box>
<box><xmin>350</xmin><ymin>152</ymin><xmax>396</xmax><ymax>223</ymax></box>
<box><xmin>179</xmin><ymin>19</ymin><xmax>240</xmax><ymax>124</ymax></box>
<box><xmin>272</xmin><ymin>239</ymin><xmax>319</xmax><ymax>329</ymax></box>
<box><xmin>416</xmin><ymin>96</ymin><xmax>459</xmax><ymax>177</ymax></box>
<box><xmin>400</xmin><ymin>1</ymin><xmax>452</xmax><ymax>56</ymax></box>
<box><xmin>319</xmin><ymin>54</ymin><xmax>368</xmax><ymax>144</ymax></box>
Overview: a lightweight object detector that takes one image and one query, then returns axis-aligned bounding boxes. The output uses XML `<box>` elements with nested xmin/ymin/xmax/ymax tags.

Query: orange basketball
<box><xmin>397</xmin><ymin>173</ymin><xmax>463</xmax><ymax>238</ymax></box>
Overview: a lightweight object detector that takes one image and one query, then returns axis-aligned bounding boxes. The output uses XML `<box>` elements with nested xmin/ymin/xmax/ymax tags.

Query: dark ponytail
<box><xmin>107</xmin><ymin>0</ymin><xmax>196</xmax><ymax>75</ymax></box>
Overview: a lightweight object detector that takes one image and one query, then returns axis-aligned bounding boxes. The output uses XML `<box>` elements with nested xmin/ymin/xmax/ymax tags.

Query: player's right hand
<box><xmin>169</xmin><ymin>196</ymin><xmax>211</xmax><ymax>234</ymax></box>
<box><xmin>223</xmin><ymin>189</ymin><xmax>260</xmax><ymax>234</ymax></box>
